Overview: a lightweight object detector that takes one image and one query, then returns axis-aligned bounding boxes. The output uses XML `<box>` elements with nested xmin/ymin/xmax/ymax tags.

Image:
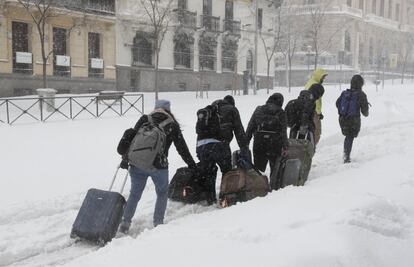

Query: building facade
<box><xmin>0</xmin><ymin>0</ymin><xmax>117</xmax><ymax>97</ymax></box>
<box><xmin>275</xmin><ymin>0</ymin><xmax>414</xmax><ymax>85</ymax></box>
<box><xmin>116</xmin><ymin>0</ymin><xmax>277</xmax><ymax>93</ymax></box>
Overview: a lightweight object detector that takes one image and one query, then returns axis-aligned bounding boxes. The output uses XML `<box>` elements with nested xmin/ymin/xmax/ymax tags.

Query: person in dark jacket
<box><xmin>246</xmin><ymin>93</ymin><xmax>289</xmax><ymax>174</ymax></box>
<box><xmin>336</xmin><ymin>75</ymin><xmax>369</xmax><ymax>163</ymax></box>
<box><xmin>119</xmin><ymin>99</ymin><xmax>196</xmax><ymax>233</ymax></box>
<box><xmin>196</xmin><ymin>95</ymin><xmax>249</xmax><ymax>205</ymax></box>
<box><xmin>288</xmin><ymin>84</ymin><xmax>324</xmax><ymax>148</ymax></box>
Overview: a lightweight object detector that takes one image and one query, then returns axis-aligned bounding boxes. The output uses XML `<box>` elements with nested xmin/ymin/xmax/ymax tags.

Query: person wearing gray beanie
<box><xmin>118</xmin><ymin>99</ymin><xmax>196</xmax><ymax>233</ymax></box>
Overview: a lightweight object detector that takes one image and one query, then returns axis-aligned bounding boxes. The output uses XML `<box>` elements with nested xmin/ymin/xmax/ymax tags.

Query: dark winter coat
<box><xmin>287</xmin><ymin>90</ymin><xmax>316</xmax><ymax>132</ymax></box>
<box><xmin>211</xmin><ymin>99</ymin><xmax>248</xmax><ymax>149</ymax></box>
<box><xmin>336</xmin><ymin>88</ymin><xmax>369</xmax><ymax>137</ymax></box>
<box><xmin>134</xmin><ymin>109</ymin><xmax>196</xmax><ymax>168</ymax></box>
<box><xmin>246</xmin><ymin>101</ymin><xmax>289</xmax><ymax>156</ymax></box>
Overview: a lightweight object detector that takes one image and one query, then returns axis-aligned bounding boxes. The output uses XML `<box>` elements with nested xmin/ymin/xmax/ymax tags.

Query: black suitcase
<box><xmin>270</xmin><ymin>138</ymin><xmax>314</xmax><ymax>190</ymax></box>
<box><xmin>70</xmin><ymin>166</ymin><xmax>128</xmax><ymax>245</ymax></box>
<box><xmin>168</xmin><ymin>166</ymin><xmax>215</xmax><ymax>204</ymax></box>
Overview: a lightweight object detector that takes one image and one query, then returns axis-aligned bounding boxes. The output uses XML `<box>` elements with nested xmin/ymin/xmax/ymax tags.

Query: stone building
<box><xmin>116</xmin><ymin>0</ymin><xmax>277</xmax><ymax>93</ymax></box>
<box><xmin>0</xmin><ymin>0</ymin><xmax>116</xmax><ymax>97</ymax></box>
<box><xmin>275</xmin><ymin>0</ymin><xmax>414</xmax><ymax>86</ymax></box>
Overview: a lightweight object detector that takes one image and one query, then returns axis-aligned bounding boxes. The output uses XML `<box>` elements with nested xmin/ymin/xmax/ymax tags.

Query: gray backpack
<box><xmin>128</xmin><ymin>112</ymin><xmax>174</xmax><ymax>171</ymax></box>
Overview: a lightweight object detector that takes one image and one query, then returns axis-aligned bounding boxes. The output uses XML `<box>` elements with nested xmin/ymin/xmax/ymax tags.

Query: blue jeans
<box><xmin>122</xmin><ymin>165</ymin><xmax>169</xmax><ymax>227</ymax></box>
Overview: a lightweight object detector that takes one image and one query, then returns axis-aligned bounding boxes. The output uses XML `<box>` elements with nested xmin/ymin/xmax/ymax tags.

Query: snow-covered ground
<box><xmin>1</xmin><ymin>81</ymin><xmax>414</xmax><ymax>267</ymax></box>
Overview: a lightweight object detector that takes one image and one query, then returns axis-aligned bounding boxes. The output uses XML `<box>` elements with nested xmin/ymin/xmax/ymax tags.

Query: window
<box><xmin>174</xmin><ymin>33</ymin><xmax>193</xmax><ymax>69</ymax></box>
<box><xmin>87</xmin><ymin>0</ymin><xmax>115</xmax><ymax>13</ymax></box>
<box><xmin>246</xmin><ymin>50</ymin><xmax>253</xmax><ymax>71</ymax></box>
<box><xmin>369</xmin><ymin>38</ymin><xmax>374</xmax><ymax>65</ymax></box>
<box><xmin>132</xmin><ymin>32</ymin><xmax>153</xmax><ymax>66</ymax></box>
<box><xmin>53</xmin><ymin>27</ymin><xmax>70</xmax><ymax>77</ymax></box>
<box><xmin>372</xmin><ymin>0</ymin><xmax>376</xmax><ymax>14</ymax></box>
<box><xmin>395</xmin><ymin>3</ymin><xmax>400</xmax><ymax>21</ymax></box>
<box><xmin>178</xmin><ymin>0</ymin><xmax>186</xmax><ymax>10</ymax></box>
<box><xmin>88</xmin><ymin>32</ymin><xmax>103</xmax><ymax>78</ymax></box>
<box><xmin>225</xmin><ymin>0</ymin><xmax>233</xmax><ymax>20</ymax></box>
<box><xmin>203</xmin><ymin>0</ymin><xmax>212</xmax><ymax>15</ymax></box>
<box><xmin>258</xmin><ymin>8</ymin><xmax>263</xmax><ymax>30</ymax></box>
<box><xmin>222</xmin><ymin>40</ymin><xmax>237</xmax><ymax>72</ymax></box>
<box><xmin>380</xmin><ymin>0</ymin><xmax>384</xmax><ymax>16</ymax></box>
<box><xmin>344</xmin><ymin>31</ymin><xmax>351</xmax><ymax>52</ymax></box>
<box><xmin>199</xmin><ymin>37</ymin><xmax>216</xmax><ymax>71</ymax></box>
<box><xmin>388</xmin><ymin>0</ymin><xmax>392</xmax><ymax>18</ymax></box>
<box><xmin>12</xmin><ymin>21</ymin><xmax>32</xmax><ymax>74</ymax></box>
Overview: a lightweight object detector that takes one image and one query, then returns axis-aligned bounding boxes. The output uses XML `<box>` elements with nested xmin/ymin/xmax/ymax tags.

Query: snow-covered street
<box><xmin>1</xmin><ymin>82</ymin><xmax>414</xmax><ymax>267</ymax></box>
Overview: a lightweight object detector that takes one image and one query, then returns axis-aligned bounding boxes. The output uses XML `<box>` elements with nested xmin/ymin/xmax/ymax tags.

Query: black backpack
<box><xmin>285</xmin><ymin>99</ymin><xmax>298</xmax><ymax>128</ymax></box>
<box><xmin>196</xmin><ymin>103</ymin><xmax>221</xmax><ymax>137</ymax></box>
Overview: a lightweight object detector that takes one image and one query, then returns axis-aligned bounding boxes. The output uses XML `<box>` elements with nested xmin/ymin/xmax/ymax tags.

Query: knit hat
<box><xmin>224</xmin><ymin>95</ymin><xmax>235</xmax><ymax>106</ymax></box>
<box><xmin>266</xmin><ymin>93</ymin><xmax>284</xmax><ymax>107</ymax></box>
<box><xmin>154</xmin><ymin>99</ymin><xmax>171</xmax><ymax>112</ymax></box>
<box><xmin>350</xmin><ymin>74</ymin><xmax>364</xmax><ymax>90</ymax></box>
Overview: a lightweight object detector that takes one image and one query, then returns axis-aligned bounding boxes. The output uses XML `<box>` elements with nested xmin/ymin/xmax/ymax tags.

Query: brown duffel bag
<box><xmin>219</xmin><ymin>168</ymin><xmax>269</xmax><ymax>207</ymax></box>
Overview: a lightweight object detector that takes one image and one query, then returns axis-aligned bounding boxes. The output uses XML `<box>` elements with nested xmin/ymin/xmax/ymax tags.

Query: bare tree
<box><xmin>259</xmin><ymin>6</ymin><xmax>282</xmax><ymax>94</ymax></box>
<box><xmin>139</xmin><ymin>0</ymin><xmax>174</xmax><ymax>100</ymax></box>
<box><xmin>278</xmin><ymin>4</ymin><xmax>304</xmax><ymax>92</ymax></box>
<box><xmin>306</xmin><ymin>0</ymin><xmax>350</xmax><ymax>70</ymax></box>
<box><xmin>17</xmin><ymin>0</ymin><xmax>76</xmax><ymax>89</ymax></box>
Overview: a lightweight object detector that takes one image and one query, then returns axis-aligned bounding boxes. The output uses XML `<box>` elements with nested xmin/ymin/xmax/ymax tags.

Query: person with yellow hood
<box><xmin>305</xmin><ymin>68</ymin><xmax>328</xmax><ymax>145</ymax></box>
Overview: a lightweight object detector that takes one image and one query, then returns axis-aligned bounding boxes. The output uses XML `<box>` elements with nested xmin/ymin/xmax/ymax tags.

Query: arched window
<box><xmin>369</xmin><ymin>37</ymin><xmax>374</xmax><ymax>65</ymax></box>
<box><xmin>132</xmin><ymin>32</ymin><xmax>152</xmax><ymax>66</ymax></box>
<box><xmin>199</xmin><ymin>36</ymin><xmax>217</xmax><ymax>70</ymax></box>
<box><xmin>174</xmin><ymin>33</ymin><xmax>193</xmax><ymax>69</ymax></box>
<box><xmin>344</xmin><ymin>31</ymin><xmax>351</xmax><ymax>52</ymax></box>
<box><xmin>222</xmin><ymin>38</ymin><xmax>237</xmax><ymax>72</ymax></box>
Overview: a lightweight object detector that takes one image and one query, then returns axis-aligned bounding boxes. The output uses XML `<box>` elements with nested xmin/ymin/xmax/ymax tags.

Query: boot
<box><xmin>343</xmin><ymin>153</ymin><xmax>351</xmax><ymax>164</ymax></box>
<box><xmin>118</xmin><ymin>221</ymin><xmax>130</xmax><ymax>234</ymax></box>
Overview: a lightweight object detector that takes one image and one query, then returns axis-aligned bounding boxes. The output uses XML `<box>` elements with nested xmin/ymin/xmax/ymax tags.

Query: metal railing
<box><xmin>223</xmin><ymin>19</ymin><xmax>241</xmax><ymax>35</ymax></box>
<box><xmin>201</xmin><ymin>15</ymin><xmax>220</xmax><ymax>32</ymax></box>
<box><xmin>174</xmin><ymin>9</ymin><xmax>197</xmax><ymax>28</ymax></box>
<box><xmin>0</xmin><ymin>93</ymin><xmax>144</xmax><ymax>125</ymax></box>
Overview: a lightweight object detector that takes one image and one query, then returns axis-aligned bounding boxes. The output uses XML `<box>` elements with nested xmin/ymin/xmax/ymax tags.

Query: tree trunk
<box><xmin>267</xmin><ymin>61</ymin><xmax>271</xmax><ymax>94</ymax></box>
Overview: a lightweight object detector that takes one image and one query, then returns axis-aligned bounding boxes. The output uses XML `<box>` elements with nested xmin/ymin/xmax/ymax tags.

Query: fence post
<box><xmin>40</xmin><ymin>98</ymin><xmax>44</xmax><ymax>122</ymax></box>
<box><xmin>6</xmin><ymin>100</ymin><xmax>10</xmax><ymax>124</ymax></box>
<box><xmin>69</xmin><ymin>97</ymin><xmax>73</xmax><ymax>119</ymax></box>
<box><xmin>120</xmin><ymin>96</ymin><xmax>123</xmax><ymax>116</ymax></box>
<box><xmin>96</xmin><ymin>96</ymin><xmax>99</xmax><ymax>117</ymax></box>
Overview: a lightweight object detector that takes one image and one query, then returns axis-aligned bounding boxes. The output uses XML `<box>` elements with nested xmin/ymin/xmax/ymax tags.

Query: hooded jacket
<box><xmin>305</xmin><ymin>69</ymin><xmax>327</xmax><ymax>115</ymax></box>
<box><xmin>246</xmin><ymin>94</ymin><xmax>288</xmax><ymax>150</ymax></box>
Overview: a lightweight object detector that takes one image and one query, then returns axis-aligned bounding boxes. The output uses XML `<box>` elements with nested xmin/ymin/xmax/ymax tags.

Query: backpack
<box><xmin>338</xmin><ymin>90</ymin><xmax>359</xmax><ymax>117</ymax></box>
<box><xmin>285</xmin><ymin>99</ymin><xmax>298</xmax><ymax>128</ymax></box>
<box><xmin>257</xmin><ymin>106</ymin><xmax>281</xmax><ymax>134</ymax></box>
<box><xmin>128</xmin><ymin>112</ymin><xmax>174</xmax><ymax>171</ymax></box>
<box><xmin>196</xmin><ymin>103</ymin><xmax>221</xmax><ymax>137</ymax></box>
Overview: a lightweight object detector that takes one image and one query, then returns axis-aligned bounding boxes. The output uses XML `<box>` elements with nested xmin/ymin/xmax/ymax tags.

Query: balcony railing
<box><xmin>86</xmin><ymin>0</ymin><xmax>115</xmax><ymax>15</ymax></box>
<box><xmin>201</xmin><ymin>15</ymin><xmax>220</xmax><ymax>32</ymax></box>
<box><xmin>223</xmin><ymin>20</ymin><xmax>241</xmax><ymax>36</ymax></box>
<box><xmin>174</xmin><ymin>52</ymin><xmax>193</xmax><ymax>69</ymax></box>
<box><xmin>365</xmin><ymin>13</ymin><xmax>400</xmax><ymax>30</ymax></box>
<box><xmin>340</xmin><ymin>4</ymin><xmax>363</xmax><ymax>17</ymax></box>
<box><xmin>173</xmin><ymin>9</ymin><xmax>197</xmax><ymax>28</ymax></box>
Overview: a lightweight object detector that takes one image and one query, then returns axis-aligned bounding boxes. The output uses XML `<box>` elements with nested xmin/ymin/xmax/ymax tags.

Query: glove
<box><xmin>120</xmin><ymin>158</ymin><xmax>129</xmax><ymax>169</ymax></box>
<box><xmin>281</xmin><ymin>148</ymin><xmax>289</xmax><ymax>157</ymax></box>
<box><xmin>319</xmin><ymin>113</ymin><xmax>324</xmax><ymax>120</ymax></box>
<box><xmin>299</xmin><ymin>125</ymin><xmax>308</xmax><ymax>136</ymax></box>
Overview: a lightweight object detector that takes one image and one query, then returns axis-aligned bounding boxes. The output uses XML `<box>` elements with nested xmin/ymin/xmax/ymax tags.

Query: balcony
<box><xmin>365</xmin><ymin>13</ymin><xmax>400</xmax><ymax>30</ymax></box>
<box><xmin>85</xmin><ymin>0</ymin><xmax>115</xmax><ymax>15</ymax></box>
<box><xmin>173</xmin><ymin>9</ymin><xmax>197</xmax><ymax>29</ymax></box>
<box><xmin>339</xmin><ymin>4</ymin><xmax>363</xmax><ymax>17</ymax></box>
<box><xmin>223</xmin><ymin>20</ymin><xmax>241</xmax><ymax>36</ymax></box>
<box><xmin>201</xmin><ymin>15</ymin><xmax>220</xmax><ymax>32</ymax></box>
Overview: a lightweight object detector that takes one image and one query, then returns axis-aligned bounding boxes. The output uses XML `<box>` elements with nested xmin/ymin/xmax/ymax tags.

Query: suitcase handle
<box><xmin>109</xmin><ymin>165</ymin><xmax>129</xmax><ymax>194</ymax></box>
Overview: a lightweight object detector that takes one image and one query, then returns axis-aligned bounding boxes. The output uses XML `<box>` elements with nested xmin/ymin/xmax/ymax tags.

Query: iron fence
<box><xmin>0</xmin><ymin>93</ymin><xmax>144</xmax><ymax>125</ymax></box>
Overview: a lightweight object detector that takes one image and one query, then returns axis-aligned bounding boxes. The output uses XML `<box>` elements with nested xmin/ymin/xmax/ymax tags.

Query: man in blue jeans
<box><xmin>119</xmin><ymin>100</ymin><xmax>196</xmax><ymax>233</ymax></box>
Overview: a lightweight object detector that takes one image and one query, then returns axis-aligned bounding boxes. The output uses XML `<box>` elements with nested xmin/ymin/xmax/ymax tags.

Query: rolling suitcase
<box><xmin>270</xmin><ymin>138</ymin><xmax>314</xmax><ymax>189</ymax></box>
<box><xmin>70</xmin><ymin>166</ymin><xmax>128</xmax><ymax>245</ymax></box>
<box><xmin>219</xmin><ymin>168</ymin><xmax>269</xmax><ymax>207</ymax></box>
